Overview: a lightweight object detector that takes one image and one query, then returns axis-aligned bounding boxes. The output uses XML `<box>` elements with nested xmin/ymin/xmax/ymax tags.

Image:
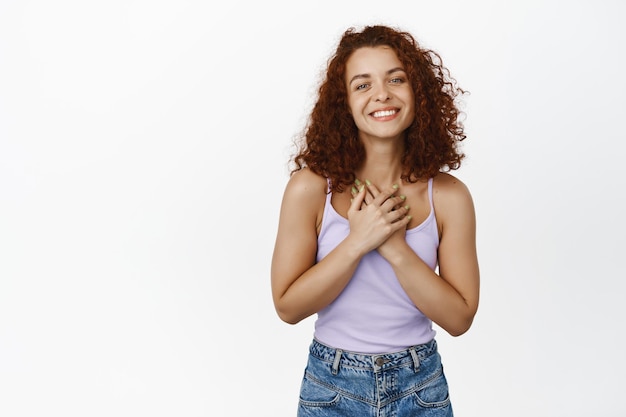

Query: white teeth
<box><xmin>372</xmin><ymin>110</ymin><xmax>396</xmax><ymax>118</ymax></box>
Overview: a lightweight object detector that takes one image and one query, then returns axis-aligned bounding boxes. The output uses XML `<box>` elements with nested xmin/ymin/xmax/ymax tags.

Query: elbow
<box><xmin>445</xmin><ymin>315</ymin><xmax>475</xmax><ymax>337</ymax></box>
<box><xmin>445</xmin><ymin>300</ymin><xmax>479</xmax><ymax>337</ymax></box>
<box><xmin>277</xmin><ymin>312</ymin><xmax>302</xmax><ymax>325</ymax></box>
<box><xmin>448</xmin><ymin>327</ymin><xmax>469</xmax><ymax>337</ymax></box>
<box><xmin>274</xmin><ymin>304</ymin><xmax>305</xmax><ymax>325</ymax></box>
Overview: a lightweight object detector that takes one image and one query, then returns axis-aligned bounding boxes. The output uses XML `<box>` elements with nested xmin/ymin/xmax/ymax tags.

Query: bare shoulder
<box><xmin>432</xmin><ymin>172</ymin><xmax>473</xmax><ymax>203</ymax></box>
<box><xmin>282</xmin><ymin>168</ymin><xmax>328</xmax><ymax>212</ymax></box>
<box><xmin>284</xmin><ymin>167</ymin><xmax>328</xmax><ymax>197</ymax></box>
<box><xmin>432</xmin><ymin>172</ymin><xmax>475</xmax><ymax>228</ymax></box>
<box><xmin>433</xmin><ymin>171</ymin><xmax>470</xmax><ymax>190</ymax></box>
<box><xmin>280</xmin><ymin>168</ymin><xmax>328</xmax><ymax>230</ymax></box>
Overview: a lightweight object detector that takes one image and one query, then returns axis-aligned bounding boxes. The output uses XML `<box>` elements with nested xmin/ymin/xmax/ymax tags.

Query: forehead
<box><xmin>345</xmin><ymin>46</ymin><xmax>404</xmax><ymax>76</ymax></box>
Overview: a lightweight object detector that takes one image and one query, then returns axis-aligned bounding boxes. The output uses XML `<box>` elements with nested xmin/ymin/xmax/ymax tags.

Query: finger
<box><xmin>354</xmin><ymin>179</ymin><xmax>375</xmax><ymax>205</ymax></box>
<box><xmin>392</xmin><ymin>194</ymin><xmax>407</xmax><ymax>209</ymax></box>
<box><xmin>351</xmin><ymin>184</ymin><xmax>367</xmax><ymax>209</ymax></box>
<box><xmin>356</xmin><ymin>180</ymin><xmax>376</xmax><ymax>205</ymax></box>
<box><xmin>355</xmin><ymin>179</ymin><xmax>368</xmax><ymax>204</ymax></box>
<box><xmin>348</xmin><ymin>184</ymin><xmax>366</xmax><ymax>212</ymax></box>
<box><xmin>392</xmin><ymin>213</ymin><xmax>412</xmax><ymax>230</ymax></box>
<box><xmin>371</xmin><ymin>183</ymin><xmax>400</xmax><ymax>206</ymax></box>
<box><xmin>387</xmin><ymin>204</ymin><xmax>410</xmax><ymax>223</ymax></box>
<box><xmin>364</xmin><ymin>180</ymin><xmax>380</xmax><ymax>202</ymax></box>
<box><xmin>382</xmin><ymin>196</ymin><xmax>408</xmax><ymax>212</ymax></box>
<box><xmin>366</xmin><ymin>180</ymin><xmax>396</xmax><ymax>206</ymax></box>
<box><xmin>386</xmin><ymin>211</ymin><xmax>412</xmax><ymax>236</ymax></box>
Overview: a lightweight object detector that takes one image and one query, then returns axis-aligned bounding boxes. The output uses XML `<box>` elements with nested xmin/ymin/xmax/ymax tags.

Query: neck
<box><xmin>356</xmin><ymin>138</ymin><xmax>405</xmax><ymax>187</ymax></box>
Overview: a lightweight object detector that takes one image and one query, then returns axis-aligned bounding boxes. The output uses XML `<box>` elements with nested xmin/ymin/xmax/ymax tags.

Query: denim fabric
<box><xmin>298</xmin><ymin>339</ymin><xmax>453</xmax><ymax>417</ymax></box>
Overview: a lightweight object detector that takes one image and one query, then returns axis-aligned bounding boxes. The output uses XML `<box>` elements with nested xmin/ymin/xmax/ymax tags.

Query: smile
<box><xmin>371</xmin><ymin>109</ymin><xmax>398</xmax><ymax>118</ymax></box>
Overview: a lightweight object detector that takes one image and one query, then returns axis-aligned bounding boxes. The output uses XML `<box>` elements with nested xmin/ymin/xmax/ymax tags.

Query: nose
<box><xmin>373</xmin><ymin>84</ymin><xmax>391</xmax><ymax>102</ymax></box>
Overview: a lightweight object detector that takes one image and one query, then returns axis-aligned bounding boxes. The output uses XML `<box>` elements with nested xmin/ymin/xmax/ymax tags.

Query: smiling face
<box><xmin>345</xmin><ymin>46</ymin><xmax>415</xmax><ymax>143</ymax></box>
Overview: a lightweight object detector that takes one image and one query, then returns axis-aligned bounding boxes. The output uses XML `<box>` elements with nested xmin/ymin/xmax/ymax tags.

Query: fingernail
<box><xmin>392</xmin><ymin>184</ymin><xmax>399</xmax><ymax>190</ymax></box>
<box><xmin>365</xmin><ymin>179</ymin><xmax>371</xmax><ymax>186</ymax></box>
<box><xmin>405</xmin><ymin>205</ymin><xmax>410</xmax><ymax>210</ymax></box>
<box><xmin>355</xmin><ymin>179</ymin><xmax>361</xmax><ymax>186</ymax></box>
<box><xmin>351</xmin><ymin>186</ymin><xmax>358</xmax><ymax>194</ymax></box>
<box><xmin>400</xmin><ymin>195</ymin><xmax>406</xmax><ymax>200</ymax></box>
<box><xmin>407</xmin><ymin>215</ymin><xmax>412</xmax><ymax>221</ymax></box>
<box><xmin>359</xmin><ymin>185</ymin><xmax>365</xmax><ymax>192</ymax></box>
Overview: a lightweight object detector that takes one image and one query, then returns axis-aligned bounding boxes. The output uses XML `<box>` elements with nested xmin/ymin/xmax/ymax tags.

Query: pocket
<box><xmin>413</xmin><ymin>366</ymin><xmax>451</xmax><ymax>408</ymax></box>
<box><xmin>299</xmin><ymin>373</ymin><xmax>341</xmax><ymax>408</ymax></box>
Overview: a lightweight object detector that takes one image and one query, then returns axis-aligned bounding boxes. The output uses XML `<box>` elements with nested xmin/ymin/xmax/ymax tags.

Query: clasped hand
<box><xmin>347</xmin><ymin>180</ymin><xmax>411</xmax><ymax>257</ymax></box>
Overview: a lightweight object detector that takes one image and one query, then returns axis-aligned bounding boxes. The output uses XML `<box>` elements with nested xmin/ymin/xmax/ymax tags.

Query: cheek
<box><xmin>404</xmin><ymin>97</ymin><xmax>415</xmax><ymax>118</ymax></box>
<box><xmin>347</xmin><ymin>97</ymin><xmax>358</xmax><ymax>115</ymax></box>
<box><xmin>346</xmin><ymin>93</ymin><xmax>353</xmax><ymax>106</ymax></box>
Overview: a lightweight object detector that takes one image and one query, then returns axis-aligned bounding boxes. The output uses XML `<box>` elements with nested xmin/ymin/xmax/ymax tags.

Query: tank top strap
<box><xmin>325</xmin><ymin>178</ymin><xmax>333</xmax><ymax>207</ymax></box>
<box><xmin>427</xmin><ymin>177</ymin><xmax>434</xmax><ymax>211</ymax></box>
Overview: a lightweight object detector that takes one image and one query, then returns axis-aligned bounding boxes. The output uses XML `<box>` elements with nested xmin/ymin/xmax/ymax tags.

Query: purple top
<box><xmin>313</xmin><ymin>178</ymin><xmax>438</xmax><ymax>354</ymax></box>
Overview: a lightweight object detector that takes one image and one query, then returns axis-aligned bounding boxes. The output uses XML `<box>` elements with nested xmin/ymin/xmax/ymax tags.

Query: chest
<box><xmin>329</xmin><ymin>182</ymin><xmax>432</xmax><ymax>230</ymax></box>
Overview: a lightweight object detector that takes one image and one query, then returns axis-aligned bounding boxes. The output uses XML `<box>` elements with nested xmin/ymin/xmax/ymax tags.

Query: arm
<box><xmin>271</xmin><ymin>169</ymin><xmax>410</xmax><ymax>324</ymax></box>
<box><xmin>375</xmin><ymin>174</ymin><xmax>480</xmax><ymax>336</ymax></box>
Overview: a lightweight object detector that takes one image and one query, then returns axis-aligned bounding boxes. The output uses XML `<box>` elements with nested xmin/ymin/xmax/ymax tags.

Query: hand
<box><xmin>352</xmin><ymin>181</ymin><xmax>411</xmax><ymax>259</ymax></box>
<box><xmin>347</xmin><ymin>181</ymin><xmax>411</xmax><ymax>255</ymax></box>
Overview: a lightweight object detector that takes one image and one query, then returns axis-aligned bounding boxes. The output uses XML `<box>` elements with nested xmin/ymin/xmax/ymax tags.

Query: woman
<box><xmin>271</xmin><ymin>25</ymin><xmax>479</xmax><ymax>416</ymax></box>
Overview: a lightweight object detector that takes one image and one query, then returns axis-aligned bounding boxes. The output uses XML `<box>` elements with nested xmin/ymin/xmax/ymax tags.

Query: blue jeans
<box><xmin>298</xmin><ymin>339</ymin><xmax>453</xmax><ymax>417</ymax></box>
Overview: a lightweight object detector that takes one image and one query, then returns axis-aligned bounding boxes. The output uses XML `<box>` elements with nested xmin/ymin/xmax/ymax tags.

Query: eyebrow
<box><xmin>348</xmin><ymin>67</ymin><xmax>406</xmax><ymax>86</ymax></box>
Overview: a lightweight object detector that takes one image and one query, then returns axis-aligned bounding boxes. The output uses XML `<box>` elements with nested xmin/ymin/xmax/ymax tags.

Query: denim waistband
<box><xmin>309</xmin><ymin>338</ymin><xmax>438</xmax><ymax>373</ymax></box>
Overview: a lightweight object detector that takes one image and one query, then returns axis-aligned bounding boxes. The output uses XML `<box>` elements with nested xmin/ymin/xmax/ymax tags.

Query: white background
<box><xmin>1</xmin><ymin>0</ymin><xmax>625</xmax><ymax>416</ymax></box>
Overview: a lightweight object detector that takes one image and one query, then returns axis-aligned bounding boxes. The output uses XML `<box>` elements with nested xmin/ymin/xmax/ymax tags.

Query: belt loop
<box><xmin>409</xmin><ymin>347</ymin><xmax>420</xmax><ymax>372</ymax></box>
<box><xmin>332</xmin><ymin>349</ymin><xmax>342</xmax><ymax>375</ymax></box>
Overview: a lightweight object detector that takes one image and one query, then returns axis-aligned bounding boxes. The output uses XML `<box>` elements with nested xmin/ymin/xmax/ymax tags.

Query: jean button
<box><xmin>375</xmin><ymin>357</ymin><xmax>385</xmax><ymax>366</ymax></box>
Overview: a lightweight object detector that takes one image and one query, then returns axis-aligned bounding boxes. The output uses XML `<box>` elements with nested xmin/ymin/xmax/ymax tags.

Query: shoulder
<box><xmin>432</xmin><ymin>172</ymin><xmax>472</xmax><ymax>197</ymax></box>
<box><xmin>432</xmin><ymin>172</ymin><xmax>475</xmax><ymax>229</ymax></box>
<box><xmin>280</xmin><ymin>168</ymin><xmax>328</xmax><ymax>230</ymax></box>
<box><xmin>283</xmin><ymin>167</ymin><xmax>328</xmax><ymax>199</ymax></box>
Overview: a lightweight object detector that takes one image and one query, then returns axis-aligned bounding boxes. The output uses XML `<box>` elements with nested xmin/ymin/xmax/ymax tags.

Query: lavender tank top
<box><xmin>313</xmin><ymin>178</ymin><xmax>439</xmax><ymax>354</ymax></box>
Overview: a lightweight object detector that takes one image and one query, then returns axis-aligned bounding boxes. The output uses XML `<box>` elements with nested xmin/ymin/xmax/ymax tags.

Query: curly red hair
<box><xmin>291</xmin><ymin>25</ymin><xmax>467</xmax><ymax>193</ymax></box>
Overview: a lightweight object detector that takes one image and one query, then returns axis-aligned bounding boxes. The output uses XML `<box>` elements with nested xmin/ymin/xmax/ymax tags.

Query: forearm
<box><xmin>384</xmin><ymin>245</ymin><xmax>476</xmax><ymax>336</ymax></box>
<box><xmin>274</xmin><ymin>237</ymin><xmax>366</xmax><ymax>324</ymax></box>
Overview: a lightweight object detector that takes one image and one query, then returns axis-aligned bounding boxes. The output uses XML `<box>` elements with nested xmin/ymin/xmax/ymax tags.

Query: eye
<box><xmin>390</xmin><ymin>77</ymin><xmax>405</xmax><ymax>84</ymax></box>
<box><xmin>355</xmin><ymin>83</ymin><xmax>369</xmax><ymax>90</ymax></box>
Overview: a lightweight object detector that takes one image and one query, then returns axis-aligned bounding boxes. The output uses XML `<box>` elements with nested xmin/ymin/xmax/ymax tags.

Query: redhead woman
<box><xmin>271</xmin><ymin>25</ymin><xmax>479</xmax><ymax>416</ymax></box>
